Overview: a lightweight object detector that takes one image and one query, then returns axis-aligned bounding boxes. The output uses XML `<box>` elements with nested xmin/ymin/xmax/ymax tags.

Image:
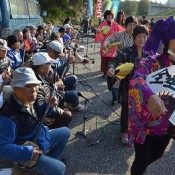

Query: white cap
<box><xmin>49</xmin><ymin>40</ymin><xmax>64</xmax><ymax>56</ymax></box>
<box><xmin>32</xmin><ymin>52</ymin><xmax>57</xmax><ymax>66</ymax></box>
<box><xmin>64</xmin><ymin>24</ymin><xmax>72</xmax><ymax>29</ymax></box>
<box><xmin>11</xmin><ymin>67</ymin><xmax>41</xmax><ymax>87</ymax></box>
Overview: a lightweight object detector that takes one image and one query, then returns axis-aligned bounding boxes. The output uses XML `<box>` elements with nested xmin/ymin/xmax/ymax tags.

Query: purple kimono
<box><xmin>128</xmin><ymin>54</ymin><xmax>173</xmax><ymax>145</ymax></box>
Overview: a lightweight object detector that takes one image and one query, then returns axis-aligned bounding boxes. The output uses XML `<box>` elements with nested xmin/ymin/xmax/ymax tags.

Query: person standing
<box><xmin>103</xmin><ymin>16</ymin><xmax>138</xmax><ymax>105</ymax></box>
<box><xmin>95</xmin><ymin>10</ymin><xmax>124</xmax><ymax>77</ymax></box>
<box><xmin>128</xmin><ymin>16</ymin><xmax>175</xmax><ymax>175</ymax></box>
<box><xmin>107</xmin><ymin>25</ymin><xmax>149</xmax><ymax>144</ymax></box>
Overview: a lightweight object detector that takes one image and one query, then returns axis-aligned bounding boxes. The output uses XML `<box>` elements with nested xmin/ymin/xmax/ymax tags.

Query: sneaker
<box><xmin>71</xmin><ymin>104</ymin><xmax>86</xmax><ymax>111</ymax></box>
<box><xmin>121</xmin><ymin>132</ymin><xmax>129</xmax><ymax>144</ymax></box>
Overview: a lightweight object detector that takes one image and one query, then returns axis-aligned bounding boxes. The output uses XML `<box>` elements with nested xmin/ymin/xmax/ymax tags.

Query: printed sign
<box><xmin>146</xmin><ymin>65</ymin><xmax>175</xmax><ymax>96</ymax></box>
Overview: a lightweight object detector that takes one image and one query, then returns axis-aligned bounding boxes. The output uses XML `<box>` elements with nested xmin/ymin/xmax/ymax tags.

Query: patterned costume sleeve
<box><xmin>128</xmin><ymin>54</ymin><xmax>158</xmax><ymax>144</ymax></box>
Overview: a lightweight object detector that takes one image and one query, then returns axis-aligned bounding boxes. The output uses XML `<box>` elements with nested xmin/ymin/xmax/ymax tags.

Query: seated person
<box><xmin>0</xmin><ymin>67</ymin><xmax>70</xmax><ymax>175</ymax></box>
<box><xmin>22</xmin><ymin>28</ymin><xmax>33</xmax><ymax>54</ymax></box>
<box><xmin>48</xmin><ymin>40</ymin><xmax>77</xmax><ymax>91</ymax></box>
<box><xmin>7</xmin><ymin>35</ymin><xmax>24</xmax><ymax>70</ymax></box>
<box><xmin>31</xmin><ymin>52</ymin><xmax>73</xmax><ymax>128</ymax></box>
<box><xmin>60</xmin><ymin>26</ymin><xmax>86</xmax><ymax>63</ymax></box>
<box><xmin>13</xmin><ymin>29</ymin><xmax>24</xmax><ymax>49</ymax></box>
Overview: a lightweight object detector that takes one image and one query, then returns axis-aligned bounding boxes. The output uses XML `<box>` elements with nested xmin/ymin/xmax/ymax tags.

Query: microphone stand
<box><xmin>82</xmin><ymin>18</ymin><xmax>92</xmax><ymax>61</ymax></box>
<box><xmin>76</xmin><ymin>92</ymin><xmax>103</xmax><ymax>146</ymax></box>
<box><xmin>76</xmin><ymin>99</ymin><xmax>88</xmax><ymax>138</ymax></box>
<box><xmin>73</xmin><ymin>48</ymin><xmax>77</xmax><ymax>75</ymax></box>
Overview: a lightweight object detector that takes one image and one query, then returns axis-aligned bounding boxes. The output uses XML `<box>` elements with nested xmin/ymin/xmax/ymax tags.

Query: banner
<box><xmin>104</xmin><ymin>0</ymin><xmax>121</xmax><ymax>18</ymax></box>
<box><xmin>96</xmin><ymin>0</ymin><xmax>103</xmax><ymax>18</ymax></box>
<box><xmin>87</xmin><ymin>0</ymin><xmax>93</xmax><ymax>17</ymax></box>
<box><xmin>95</xmin><ymin>0</ymin><xmax>120</xmax><ymax>18</ymax></box>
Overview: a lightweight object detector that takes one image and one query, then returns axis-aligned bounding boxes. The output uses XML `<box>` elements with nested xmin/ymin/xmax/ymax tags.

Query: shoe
<box><xmin>121</xmin><ymin>132</ymin><xmax>129</xmax><ymax>144</ymax></box>
<box><xmin>111</xmin><ymin>99</ymin><xmax>117</xmax><ymax>106</ymax></box>
<box><xmin>71</xmin><ymin>104</ymin><xmax>86</xmax><ymax>111</ymax></box>
<box><xmin>60</xmin><ymin>157</ymin><xmax>67</xmax><ymax>165</ymax></box>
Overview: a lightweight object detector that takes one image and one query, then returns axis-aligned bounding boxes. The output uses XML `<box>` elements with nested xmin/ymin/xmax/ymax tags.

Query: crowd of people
<box><xmin>0</xmin><ymin>20</ymin><xmax>90</xmax><ymax>175</ymax></box>
<box><xmin>0</xmin><ymin>8</ymin><xmax>175</xmax><ymax>175</ymax></box>
<box><xmin>96</xmin><ymin>9</ymin><xmax>175</xmax><ymax>175</ymax></box>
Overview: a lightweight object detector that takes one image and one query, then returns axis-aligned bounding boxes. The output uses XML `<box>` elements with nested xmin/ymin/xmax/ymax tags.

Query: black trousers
<box><xmin>118</xmin><ymin>79</ymin><xmax>129</xmax><ymax>133</ymax></box>
<box><xmin>120</xmin><ymin>101</ymin><xmax>128</xmax><ymax>133</ymax></box>
<box><xmin>131</xmin><ymin>134</ymin><xmax>171</xmax><ymax>175</ymax></box>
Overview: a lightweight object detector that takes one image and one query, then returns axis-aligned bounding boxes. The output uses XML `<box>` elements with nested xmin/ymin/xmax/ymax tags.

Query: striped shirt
<box><xmin>104</xmin><ymin>31</ymin><xmax>133</xmax><ymax>49</ymax></box>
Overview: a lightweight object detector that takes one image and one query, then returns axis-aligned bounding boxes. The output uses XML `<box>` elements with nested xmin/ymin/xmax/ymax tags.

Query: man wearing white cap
<box><xmin>48</xmin><ymin>40</ymin><xmax>77</xmax><ymax>91</ymax></box>
<box><xmin>0</xmin><ymin>67</ymin><xmax>70</xmax><ymax>175</ymax></box>
<box><xmin>31</xmin><ymin>52</ymin><xmax>85</xmax><ymax>123</ymax></box>
<box><xmin>31</xmin><ymin>52</ymin><xmax>73</xmax><ymax>128</ymax></box>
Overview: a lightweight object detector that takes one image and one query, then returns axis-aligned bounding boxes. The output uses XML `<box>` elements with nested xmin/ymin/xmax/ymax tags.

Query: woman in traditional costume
<box><xmin>95</xmin><ymin>10</ymin><xmax>124</xmax><ymax>77</ymax></box>
<box><xmin>128</xmin><ymin>16</ymin><xmax>175</xmax><ymax>175</ymax></box>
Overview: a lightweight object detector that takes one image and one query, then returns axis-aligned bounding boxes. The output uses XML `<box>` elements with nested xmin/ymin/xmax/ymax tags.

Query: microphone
<box><xmin>78</xmin><ymin>92</ymin><xmax>90</xmax><ymax>102</ymax></box>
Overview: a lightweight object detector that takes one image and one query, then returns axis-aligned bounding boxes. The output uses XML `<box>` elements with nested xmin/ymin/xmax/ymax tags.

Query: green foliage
<box><xmin>137</xmin><ymin>0</ymin><xmax>149</xmax><ymax>16</ymax></box>
<box><xmin>119</xmin><ymin>0</ymin><xmax>138</xmax><ymax>16</ymax></box>
<box><xmin>39</xmin><ymin>0</ymin><xmax>83</xmax><ymax>24</ymax></box>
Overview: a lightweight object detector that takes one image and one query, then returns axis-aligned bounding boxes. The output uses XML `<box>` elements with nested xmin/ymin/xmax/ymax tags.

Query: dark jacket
<box><xmin>36</xmin><ymin>74</ymin><xmax>64</xmax><ymax>116</ymax></box>
<box><xmin>0</xmin><ymin>94</ymin><xmax>51</xmax><ymax>162</ymax></box>
<box><xmin>108</xmin><ymin>45</ymin><xmax>149</xmax><ymax>104</ymax></box>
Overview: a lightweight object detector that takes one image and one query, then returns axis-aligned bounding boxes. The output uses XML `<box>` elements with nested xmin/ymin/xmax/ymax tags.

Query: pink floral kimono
<box><xmin>95</xmin><ymin>20</ymin><xmax>124</xmax><ymax>74</ymax></box>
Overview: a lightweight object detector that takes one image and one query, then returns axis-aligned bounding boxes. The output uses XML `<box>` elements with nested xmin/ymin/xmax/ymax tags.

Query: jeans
<box><xmin>64</xmin><ymin>75</ymin><xmax>77</xmax><ymax>91</ymax></box>
<box><xmin>111</xmin><ymin>87</ymin><xmax>118</xmax><ymax>101</ymax></box>
<box><xmin>64</xmin><ymin>90</ymin><xmax>79</xmax><ymax>108</ymax></box>
<box><xmin>27</xmin><ymin>127</ymin><xmax>70</xmax><ymax>175</ymax></box>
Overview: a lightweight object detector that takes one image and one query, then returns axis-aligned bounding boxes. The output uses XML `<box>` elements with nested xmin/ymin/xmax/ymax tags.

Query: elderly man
<box><xmin>31</xmin><ymin>52</ymin><xmax>73</xmax><ymax>128</ymax></box>
<box><xmin>0</xmin><ymin>67</ymin><xmax>70</xmax><ymax>175</ymax></box>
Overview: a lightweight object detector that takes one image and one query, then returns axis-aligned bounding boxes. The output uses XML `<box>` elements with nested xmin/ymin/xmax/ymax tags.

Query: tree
<box><xmin>119</xmin><ymin>0</ymin><xmax>138</xmax><ymax>16</ymax></box>
<box><xmin>137</xmin><ymin>0</ymin><xmax>149</xmax><ymax>16</ymax></box>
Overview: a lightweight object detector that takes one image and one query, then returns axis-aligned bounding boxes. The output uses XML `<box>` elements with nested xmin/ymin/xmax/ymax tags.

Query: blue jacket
<box><xmin>0</xmin><ymin>95</ymin><xmax>51</xmax><ymax>162</ymax></box>
<box><xmin>7</xmin><ymin>48</ymin><xmax>24</xmax><ymax>70</ymax></box>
